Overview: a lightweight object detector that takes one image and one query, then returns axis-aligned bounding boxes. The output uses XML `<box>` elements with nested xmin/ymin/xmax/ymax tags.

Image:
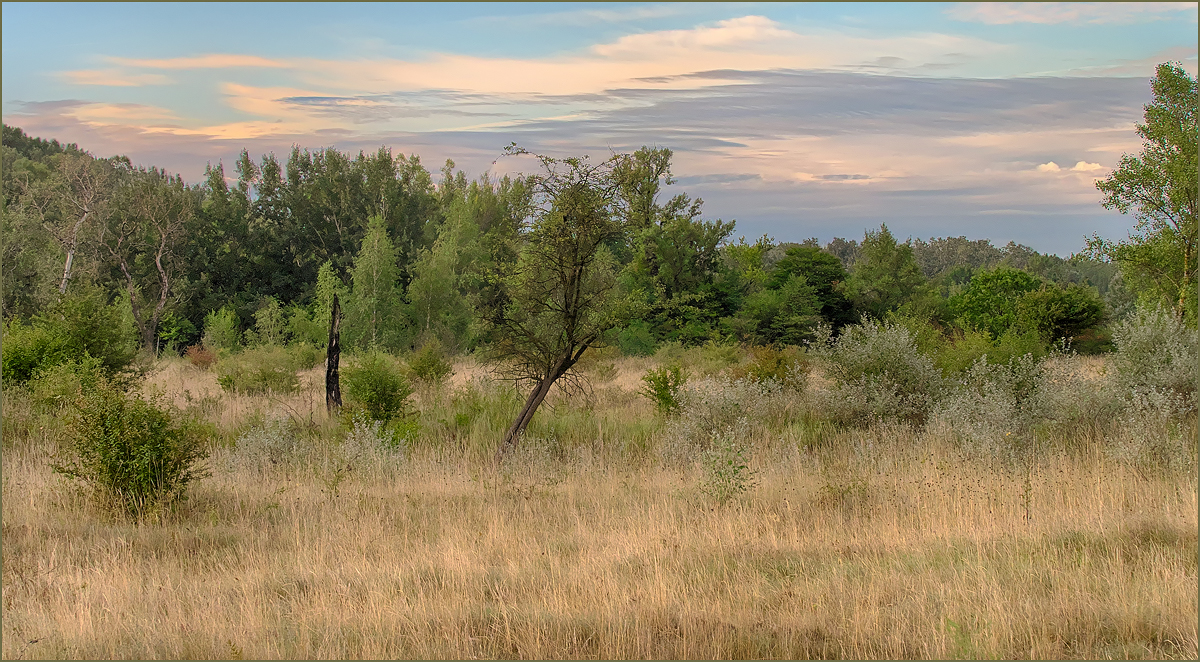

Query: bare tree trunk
<box><xmin>326</xmin><ymin>294</ymin><xmax>343</xmax><ymax>413</ymax></box>
<box><xmin>57</xmin><ymin>209</ymin><xmax>88</xmax><ymax>294</ymax></box>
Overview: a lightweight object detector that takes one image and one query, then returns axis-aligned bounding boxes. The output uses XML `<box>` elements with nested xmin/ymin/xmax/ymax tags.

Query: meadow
<box><xmin>2</xmin><ymin>313</ymin><xmax>1197</xmax><ymax>659</ymax></box>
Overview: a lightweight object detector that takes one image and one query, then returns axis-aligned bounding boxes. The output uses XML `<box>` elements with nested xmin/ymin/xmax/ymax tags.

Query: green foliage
<box><xmin>1014</xmin><ymin>284</ymin><xmax>1106</xmax><ymax>342</ymax></box>
<box><xmin>346</xmin><ymin>216</ymin><xmax>405</xmax><ymax>351</ymax></box>
<box><xmin>343</xmin><ymin>351</ymin><xmax>414</xmax><ymax>422</ymax></box>
<box><xmin>698</xmin><ymin>419</ymin><xmax>758</xmax><ymax>505</ymax></box>
<box><xmin>244</xmin><ymin>296</ymin><xmax>288</xmax><ymax>346</ymax></box>
<box><xmin>406</xmin><ymin>197</ymin><xmax>482</xmax><ymax>352</ymax></box>
<box><xmin>640</xmin><ymin>363</ymin><xmax>688</xmax><ymax>415</ymax></box>
<box><xmin>156</xmin><ymin>312</ymin><xmax>197</xmax><ymax>354</ymax></box>
<box><xmin>729</xmin><ymin>345</ymin><xmax>808</xmax><ymax>389</ymax></box>
<box><xmin>768</xmin><ymin>245</ymin><xmax>855</xmax><ymax>329</ymax></box>
<box><xmin>1089</xmin><ymin>63</ymin><xmax>1198</xmax><ymax>324</ymax></box>
<box><xmin>53</xmin><ymin>378</ymin><xmax>209</xmax><ymax>515</ymax></box>
<box><xmin>936</xmin><ymin>325</ymin><xmax>1047</xmax><ymax>374</ymax></box>
<box><xmin>948</xmin><ymin>267</ymin><xmax>1042</xmax><ymax>338</ymax></box>
<box><xmin>202</xmin><ymin>306</ymin><xmax>241</xmax><ymax>353</ymax></box>
<box><xmin>214</xmin><ymin>345</ymin><xmax>312</xmax><ymax>395</ymax></box>
<box><xmin>29</xmin><ymin>355</ymin><xmax>106</xmax><ymax>411</ymax></box>
<box><xmin>840</xmin><ymin>224</ymin><xmax>927</xmax><ymax>320</ymax></box>
<box><xmin>408</xmin><ymin>339</ymin><xmax>454</xmax><ymax>384</ymax></box>
<box><xmin>1</xmin><ymin>286</ymin><xmax>140</xmax><ymax>385</ymax></box>
<box><xmin>617</xmin><ymin>320</ymin><xmax>657</xmax><ymax>356</ymax></box>
<box><xmin>732</xmin><ymin>273</ymin><xmax>823</xmax><ymax>346</ymax></box>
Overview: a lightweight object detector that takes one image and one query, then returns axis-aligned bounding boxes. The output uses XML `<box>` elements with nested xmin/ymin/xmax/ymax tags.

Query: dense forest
<box><xmin>2</xmin><ymin>123</ymin><xmax>1130</xmax><ymax>369</ymax></box>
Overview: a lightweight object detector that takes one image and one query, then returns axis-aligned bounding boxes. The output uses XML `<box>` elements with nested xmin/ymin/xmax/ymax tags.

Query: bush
<box><xmin>221</xmin><ymin>413</ymin><xmax>301</xmax><ymax>474</ymax></box>
<box><xmin>618</xmin><ymin>320</ymin><xmax>657</xmax><ymax>357</ymax></box>
<box><xmin>1109</xmin><ymin>306</ymin><xmax>1197</xmax><ymax>411</ymax></box>
<box><xmin>932</xmin><ymin>353</ymin><xmax>1046</xmax><ymax>459</ymax></box>
<box><xmin>698</xmin><ymin>418</ymin><xmax>758</xmax><ymax>505</ymax></box>
<box><xmin>2</xmin><ymin>286</ymin><xmax>139</xmax><ymax>385</ymax></box>
<box><xmin>342</xmin><ymin>352</ymin><xmax>414</xmax><ymax>421</ymax></box>
<box><xmin>640</xmin><ymin>363</ymin><xmax>688</xmax><ymax>415</ymax></box>
<box><xmin>936</xmin><ymin>325</ymin><xmax>1047</xmax><ymax>374</ymax></box>
<box><xmin>408</xmin><ymin>339</ymin><xmax>453</xmax><ymax>384</ymax></box>
<box><xmin>814</xmin><ymin>320</ymin><xmax>946</xmax><ymax>425</ymax></box>
<box><xmin>660</xmin><ymin>377</ymin><xmax>789</xmax><ymax>467</ymax></box>
<box><xmin>202</xmin><ymin>306</ymin><xmax>241</xmax><ymax>353</ymax></box>
<box><xmin>214</xmin><ymin>345</ymin><xmax>305</xmax><ymax>395</ymax></box>
<box><xmin>729</xmin><ymin>345</ymin><xmax>808</xmax><ymax>389</ymax></box>
<box><xmin>53</xmin><ymin>379</ymin><xmax>209</xmax><ymax>515</ymax></box>
<box><xmin>30</xmin><ymin>355</ymin><xmax>105</xmax><ymax>411</ymax></box>
<box><xmin>184</xmin><ymin>344</ymin><xmax>218</xmax><ymax>370</ymax></box>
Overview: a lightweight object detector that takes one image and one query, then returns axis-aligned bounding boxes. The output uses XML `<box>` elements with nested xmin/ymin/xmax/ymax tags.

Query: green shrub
<box><xmin>618</xmin><ymin>320</ymin><xmax>657</xmax><ymax>356</ymax></box>
<box><xmin>408</xmin><ymin>339</ymin><xmax>453</xmax><ymax>384</ymax></box>
<box><xmin>936</xmin><ymin>325</ymin><xmax>1046</xmax><ymax>374</ymax></box>
<box><xmin>948</xmin><ymin>267</ymin><xmax>1042</xmax><ymax>339</ymax></box>
<box><xmin>343</xmin><ymin>352</ymin><xmax>414</xmax><ymax>421</ymax></box>
<box><xmin>214</xmin><ymin>345</ymin><xmax>305</xmax><ymax>395</ymax></box>
<box><xmin>698</xmin><ymin>418</ymin><xmax>758</xmax><ymax>505</ymax></box>
<box><xmin>2</xmin><ymin>287</ymin><xmax>139</xmax><ymax>385</ymax></box>
<box><xmin>729</xmin><ymin>345</ymin><xmax>808</xmax><ymax>389</ymax></box>
<box><xmin>202</xmin><ymin>306</ymin><xmax>241</xmax><ymax>353</ymax></box>
<box><xmin>30</xmin><ymin>355</ymin><xmax>105</xmax><ymax>411</ymax></box>
<box><xmin>53</xmin><ymin>379</ymin><xmax>209</xmax><ymax>515</ymax></box>
<box><xmin>1014</xmin><ymin>284</ymin><xmax>1106</xmax><ymax>342</ymax></box>
<box><xmin>640</xmin><ymin>363</ymin><xmax>688</xmax><ymax>415</ymax></box>
<box><xmin>244</xmin><ymin>296</ymin><xmax>288</xmax><ymax>347</ymax></box>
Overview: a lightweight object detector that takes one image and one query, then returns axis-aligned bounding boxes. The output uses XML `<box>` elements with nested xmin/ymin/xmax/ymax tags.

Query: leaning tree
<box><xmin>486</xmin><ymin>146</ymin><xmax>636</xmax><ymax>462</ymax></box>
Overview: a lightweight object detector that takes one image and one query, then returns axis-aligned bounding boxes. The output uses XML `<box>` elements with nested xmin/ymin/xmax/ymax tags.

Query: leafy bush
<box><xmin>729</xmin><ymin>345</ymin><xmax>808</xmax><ymax>389</ymax></box>
<box><xmin>1015</xmin><ymin>284</ymin><xmax>1106</xmax><ymax>342</ymax></box>
<box><xmin>408</xmin><ymin>339</ymin><xmax>453</xmax><ymax>384</ymax></box>
<box><xmin>698</xmin><ymin>418</ymin><xmax>757</xmax><ymax>504</ymax></box>
<box><xmin>53</xmin><ymin>379</ymin><xmax>209</xmax><ymax>515</ymax></box>
<box><xmin>936</xmin><ymin>325</ymin><xmax>1047</xmax><ymax>375</ymax></box>
<box><xmin>948</xmin><ymin>267</ymin><xmax>1042</xmax><ymax>339</ymax></box>
<box><xmin>202</xmin><ymin>306</ymin><xmax>241</xmax><ymax>353</ymax></box>
<box><xmin>1109</xmin><ymin>306</ymin><xmax>1197</xmax><ymax>411</ymax></box>
<box><xmin>30</xmin><ymin>355</ymin><xmax>105</xmax><ymax>411</ymax></box>
<box><xmin>640</xmin><ymin>363</ymin><xmax>688</xmax><ymax>415</ymax></box>
<box><xmin>214</xmin><ymin>345</ymin><xmax>306</xmax><ymax>395</ymax></box>
<box><xmin>184</xmin><ymin>344</ymin><xmax>217</xmax><ymax>370</ymax></box>
<box><xmin>244</xmin><ymin>296</ymin><xmax>288</xmax><ymax>347</ymax></box>
<box><xmin>2</xmin><ymin>286</ymin><xmax>139</xmax><ymax>385</ymax></box>
<box><xmin>343</xmin><ymin>352</ymin><xmax>414</xmax><ymax>421</ymax></box>
<box><xmin>618</xmin><ymin>320</ymin><xmax>657</xmax><ymax>356</ymax></box>
<box><xmin>814</xmin><ymin>320</ymin><xmax>945</xmax><ymax>425</ymax></box>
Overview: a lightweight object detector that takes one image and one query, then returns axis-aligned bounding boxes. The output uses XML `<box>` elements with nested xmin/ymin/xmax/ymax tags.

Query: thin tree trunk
<box><xmin>326</xmin><ymin>294</ymin><xmax>343</xmax><ymax>413</ymax></box>
<box><xmin>494</xmin><ymin>351</ymin><xmax>579</xmax><ymax>464</ymax></box>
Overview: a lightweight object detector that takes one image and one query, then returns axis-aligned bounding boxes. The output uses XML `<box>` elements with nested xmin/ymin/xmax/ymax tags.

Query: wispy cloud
<box><xmin>946</xmin><ymin>2</ymin><xmax>1197</xmax><ymax>26</ymax></box>
<box><xmin>59</xmin><ymin>68</ymin><xmax>172</xmax><ymax>87</ymax></box>
<box><xmin>109</xmin><ymin>54</ymin><xmax>289</xmax><ymax>69</ymax></box>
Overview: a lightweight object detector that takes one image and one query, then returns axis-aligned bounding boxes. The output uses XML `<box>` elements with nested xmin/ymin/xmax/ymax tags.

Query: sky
<box><xmin>3</xmin><ymin>2</ymin><xmax>1197</xmax><ymax>256</ymax></box>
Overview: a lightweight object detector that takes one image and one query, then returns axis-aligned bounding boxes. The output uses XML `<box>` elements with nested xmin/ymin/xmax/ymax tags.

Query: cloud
<box><xmin>1037</xmin><ymin>162</ymin><xmax>1062</xmax><ymax>172</ymax></box>
<box><xmin>59</xmin><ymin>68</ymin><xmax>172</xmax><ymax>87</ymax></box>
<box><xmin>109</xmin><ymin>54</ymin><xmax>289</xmax><ymax>69</ymax></box>
<box><xmin>1071</xmin><ymin>161</ymin><xmax>1104</xmax><ymax>172</ymax></box>
<box><xmin>946</xmin><ymin>2</ymin><xmax>1197</xmax><ymax>25</ymax></box>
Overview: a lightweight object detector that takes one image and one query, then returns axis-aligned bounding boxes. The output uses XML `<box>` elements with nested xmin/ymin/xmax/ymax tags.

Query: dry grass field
<box><xmin>2</xmin><ymin>352</ymin><xmax>1197</xmax><ymax>659</ymax></box>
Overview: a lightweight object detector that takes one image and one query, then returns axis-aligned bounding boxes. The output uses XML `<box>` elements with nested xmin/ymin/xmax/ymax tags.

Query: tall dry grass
<box><xmin>2</xmin><ymin>353</ymin><xmax>1197</xmax><ymax>659</ymax></box>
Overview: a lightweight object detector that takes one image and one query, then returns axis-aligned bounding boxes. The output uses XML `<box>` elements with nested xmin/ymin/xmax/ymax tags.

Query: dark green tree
<box><xmin>488</xmin><ymin>147</ymin><xmax>633</xmax><ymax>460</ymax></box>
